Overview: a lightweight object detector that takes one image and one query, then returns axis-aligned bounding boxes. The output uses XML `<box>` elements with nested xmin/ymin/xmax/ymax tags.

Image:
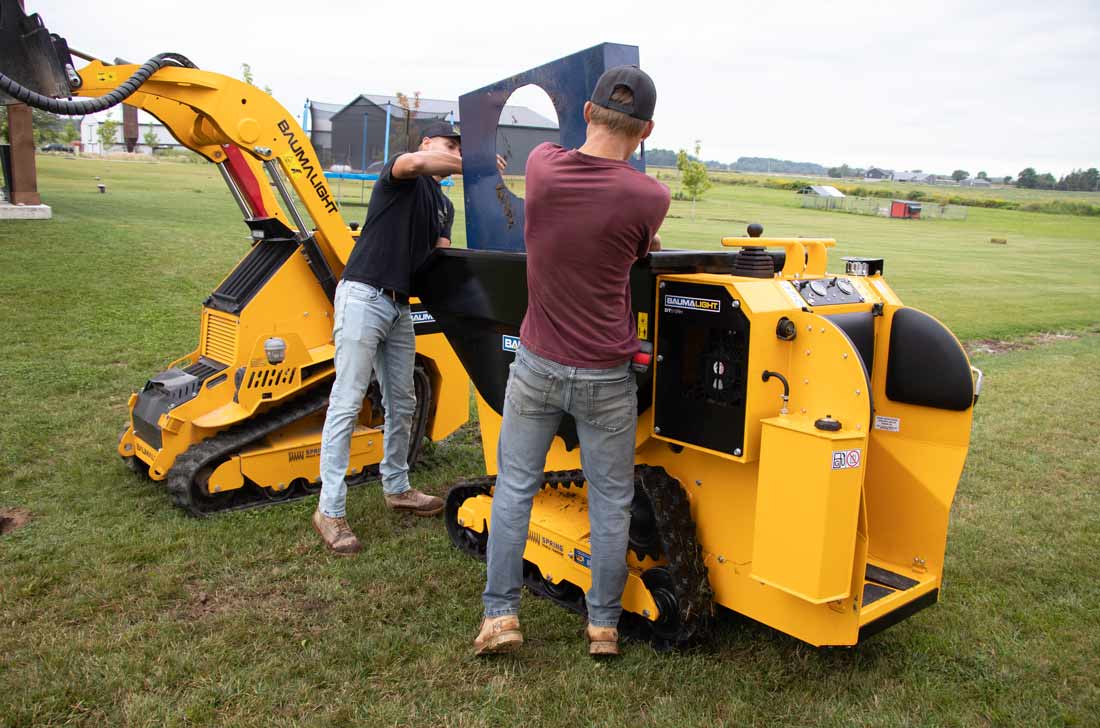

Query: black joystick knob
<box><xmin>747</xmin><ymin>223</ymin><xmax>764</xmax><ymax>238</ymax></box>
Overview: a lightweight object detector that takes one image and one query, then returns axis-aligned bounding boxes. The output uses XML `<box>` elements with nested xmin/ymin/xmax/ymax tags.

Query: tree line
<box><xmin>1017</xmin><ymin>167</ymin><xmax>1099</xmax><ymax>191</ymax></box>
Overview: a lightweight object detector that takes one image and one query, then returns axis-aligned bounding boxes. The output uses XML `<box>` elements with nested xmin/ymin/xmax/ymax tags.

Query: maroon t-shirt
<box><xmin>520</xmin><ymin>143</ymin><xmax>671</xmax><ymax>368</ymax></box>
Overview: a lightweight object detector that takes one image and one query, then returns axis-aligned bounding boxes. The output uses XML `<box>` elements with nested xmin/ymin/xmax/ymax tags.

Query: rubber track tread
<box><xmin>444</xmin><ymin>464</ymin><xmax>713</xmax><ymax>648</ymax></box>
<box><xmin>166</xmin><ymin>389</ymin><xmax>332</xmax><ymax>517</ymax></box>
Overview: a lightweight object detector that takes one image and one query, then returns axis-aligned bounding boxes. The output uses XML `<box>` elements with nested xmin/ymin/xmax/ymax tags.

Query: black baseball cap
<box><xmin>590</xmin><ymin>65</ymin><xmax>657</xmax><ymax>121</ymax></box>
<box><xmin>422</xmin><ymin>121</ymin><xmax>461</xmax><ymax>141</ymax></box>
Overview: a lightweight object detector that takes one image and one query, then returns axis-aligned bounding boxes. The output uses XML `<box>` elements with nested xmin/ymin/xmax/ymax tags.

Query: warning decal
<box><xmin>874</xmin><ymin>415</ymin><xmax>900</xmax><ymax>432</ymax></box>
<box><xmin>832</xmin><ymin>448</ymin><xmax>862</xmax><ymax>470</ymax></box>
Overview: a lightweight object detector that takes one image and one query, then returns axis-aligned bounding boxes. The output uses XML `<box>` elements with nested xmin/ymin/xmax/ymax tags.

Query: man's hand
<box><xmin>393</xmin><ymin>151</ymin><xmax>463</xmax><ymax>180</ymax></box>
<box><xmin>497</xmin><ymin>154</ymin><xmax>507</xmax><ymax>175</ymax></box>
<box><xmin>649</xmin><ymin>233</ymin><xmax>662</xmax><ymax>252</ymax></box>
<box><xmin>436</xmin><ymin>237</ymin><xmax>451</xmax><ymax>248</ymax></box>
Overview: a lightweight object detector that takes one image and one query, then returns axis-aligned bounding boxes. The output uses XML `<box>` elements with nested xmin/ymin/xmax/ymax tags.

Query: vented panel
<box><xmin>203</xmin><ymin>310</ymin><xmax>238</xmax><ymax>364</ymax></box>
<box><xmin>246</xmin><ymin>367</ymin><xmax>297</xmax><ymax>389</ymax></box>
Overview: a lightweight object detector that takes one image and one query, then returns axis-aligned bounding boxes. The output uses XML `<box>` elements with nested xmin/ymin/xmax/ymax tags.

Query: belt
<box><xmin>378</xmin><ymin>287</ymin><xmax>409</xmax><ymax>305</ymax></box>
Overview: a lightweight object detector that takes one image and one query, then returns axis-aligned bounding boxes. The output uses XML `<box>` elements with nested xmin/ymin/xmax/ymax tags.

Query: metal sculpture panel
<box><xmin>458</xmin><ymin>43</ymin><xmax>643</xmax><ymax>251</ymax></box>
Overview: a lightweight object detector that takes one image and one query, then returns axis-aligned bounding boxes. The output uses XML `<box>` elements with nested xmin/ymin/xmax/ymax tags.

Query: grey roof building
<box><xmin>309</xmin><ymin>94</ymin><xmax>558</xmax><ymax>174</ymax></box>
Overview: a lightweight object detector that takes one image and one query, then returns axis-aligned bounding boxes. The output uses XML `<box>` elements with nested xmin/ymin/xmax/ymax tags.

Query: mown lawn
<box><xmin>1</xmin><ymin>156</ymin><xmax>1098</xmax><ymax>727</ymax></box>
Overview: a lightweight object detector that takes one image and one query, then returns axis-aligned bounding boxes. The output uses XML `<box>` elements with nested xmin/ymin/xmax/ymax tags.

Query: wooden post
<box><xmin>7</xmin><ymin>0</ymin><xmax>42</xmax><ymax>206</ymax></box>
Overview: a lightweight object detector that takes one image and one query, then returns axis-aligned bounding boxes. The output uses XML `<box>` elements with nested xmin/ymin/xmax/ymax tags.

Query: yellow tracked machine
<box><xmin>425</xmin><ymin>228</ymin><xmax>982</xmax><ymax>648</ymax></box>
<box><xmin>0</xmin><ymin>3</ymin><xmax>469</xmax><ymax>515</ymax></box>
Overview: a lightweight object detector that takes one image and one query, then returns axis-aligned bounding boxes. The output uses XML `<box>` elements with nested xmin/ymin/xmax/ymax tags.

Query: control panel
<box><xmin>795</xmin><ymin>277</ymin><xmax>864</xmax><ymax>307</ymax></box>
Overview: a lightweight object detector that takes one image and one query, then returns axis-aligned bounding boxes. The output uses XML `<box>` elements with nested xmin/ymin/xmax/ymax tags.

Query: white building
<box><xmin>79</xmin><ymin>107</ymin><xmax>181</xmax><ymax>154</ymax></box>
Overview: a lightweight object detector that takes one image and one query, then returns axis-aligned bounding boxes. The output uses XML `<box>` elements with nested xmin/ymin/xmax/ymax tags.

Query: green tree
<box><xmin>97</xmin><ymin>118</ymin><xmax>120</xmax><ymax>152</ymax></box>
<box><xmin>241</xmin><ymin>63</ymin><xmax>254</xmax><ymax>85</ymax></box>
<box><xmin>677</xmin><ymin>141</ymin><xmax>711</xmax><ymax>219</ymax></box>
<box><xmin>977</xmin><ymin>171</ymin><xmax>987</xmax><ymax>179</ymax></box>
<box><xmin>61</xmin><ymin>122</ymin><xmax>80</xmax><ymax>146</ymax></box>
<box><xmin>1003</xmin><ymin>175</ymin><xmax>1013</xmax><ymax>185</ymax></box>
<box><xmin>142</xmin><ymin>125</ymin><xmax>158</xmax><ymax>151</ymax></box>
<box><xmin>951</xmin><ymin>169</ymin><xmax>969</xmax><ymax>182</ymax></box>
<box><xmin>827</xmin><ymin>163</ymin><xmax>854</xmax><ymax>178</ymax></box>
<box><xmin>0</xmin><ymin>106</ymin><xmax>8</xmax><ymax>144</ymax></box>
<box><xmin>1017</xmin><ymin>167</ymin><xmax>1038</xmax><ymax>188</ymax></box>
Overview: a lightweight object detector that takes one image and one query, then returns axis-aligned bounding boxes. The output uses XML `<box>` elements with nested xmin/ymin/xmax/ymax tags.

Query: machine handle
<box><xmin>971</xmin><ymin>365</ymin><xmax>984</xmax><ymax>405</ymax></box>
<box><xmin>720</xmin><ymin>238</ymin><xmax>836</xmax><ymax>277</ymax></box>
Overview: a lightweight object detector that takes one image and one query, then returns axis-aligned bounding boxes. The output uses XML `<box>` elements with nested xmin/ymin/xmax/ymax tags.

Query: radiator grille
<box><xmin>202</xmin><ymin>310</ymin><xmax>238</xmax><ymax>364</ymax></box>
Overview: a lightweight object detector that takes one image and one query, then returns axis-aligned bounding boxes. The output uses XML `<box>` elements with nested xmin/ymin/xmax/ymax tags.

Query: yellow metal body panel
<box><xmin>752</xmin><ymin>420</ymin><xmax>866</xmax><ymax>603</ymax></box>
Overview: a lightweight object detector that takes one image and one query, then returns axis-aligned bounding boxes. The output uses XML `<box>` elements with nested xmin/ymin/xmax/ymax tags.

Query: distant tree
<box><xmin>241</xmin><ymin>63</ymin><xmax>273</xmax><ymax>96</ymax></box>
<box><xmin>951</xmin><ymin>169</ymin><xmax>969</xmax><ymax>182</ymax></box>
<box><xmin>912</xmin><ymin>168</ymin><xmax>922</xmax><ymax>173</ymax></box>
<box><xmin>1017</xmin><ymin>167</ymin><xmax>1038</xmax><ymax>188</ymax></box>
<box><xmin>97</xmin><ymin>118</ymin><xmax>120</xmax><ymax>152</ymax></box>
<box><xmin>828</xmin><ymin>163</ymin><xmax>854</xmax><ymax>178</ymax></box>
<box><xmin>61</xmin><ymin>121</ymin><xmax>80</xmax><ymax>145</ymax></box>
<box><xmin>977</xmin><ymin>171</ymin><xmax>988</xmax><ymax>179</ymax></box>
<box><xmin>0</xmin><ymin>106</ymin><xmax>7</xmax><ymax>143</ymax></box>
<box><xmin>1055</xmin><ymin>167</ymin><xmax>1100</xmax><ymax>191</ymax></box>
<box><xmin>677</xmin><ymin>142</ymin><xmax>711</xmax><ymax>219</ymax></box>
<box><xmin>143</xmin><ymin>125</ymin><xmax>159</xmax><ymax>151</ymax></box>
<box><xmin>1003</xmin><ymin>176</ymin><xmax>1013</xmax><ymax>185</ymax></box>
<box><xmin>1037</xmin><ymin>172</ymin><xmax>1057</xmax><ymax>189</ymax></box>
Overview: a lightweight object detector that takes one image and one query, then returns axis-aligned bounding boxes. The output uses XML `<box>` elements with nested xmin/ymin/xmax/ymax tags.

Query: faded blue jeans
<box><xmin>318</xmin><ymin>280</ymin><xmax>416</xmax><ymax>518</ymax></box>
<box><xmin>483</xmin><ymin>344</ymin><xmax>637</xmax><ymax>628</ymax></box>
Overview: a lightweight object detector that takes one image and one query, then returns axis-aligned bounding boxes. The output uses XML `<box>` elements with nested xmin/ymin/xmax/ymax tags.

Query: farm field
<box><xmin>1</xmin><ymin>156</ymin><xmax>1098</xmax><ymax>727</ymax></box>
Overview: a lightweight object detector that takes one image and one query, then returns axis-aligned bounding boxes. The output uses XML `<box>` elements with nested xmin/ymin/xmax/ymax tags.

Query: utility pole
<box><xmin>2</xmin><ymin>0</ymin><xmax>51</xmax><ymax>219</ymax></box>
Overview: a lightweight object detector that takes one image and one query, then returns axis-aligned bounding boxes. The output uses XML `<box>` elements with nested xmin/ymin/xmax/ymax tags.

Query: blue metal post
<box><xmin>383</xmin><ymin>103</ymin><xmax>392</xmax><ymax>162</ymax></box>
<box><xmin>361</xmin><ymin>113</ymin><xmax>368</xmax><ymax>171</ymax></box>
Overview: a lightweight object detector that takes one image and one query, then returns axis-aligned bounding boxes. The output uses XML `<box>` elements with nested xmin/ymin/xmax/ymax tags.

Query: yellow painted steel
<box><xmin>463</xmin><ymin>255</ymin><xmax>976</xmax><ymax>646</ymax></box>
<box><xmin>73</xmin><ymin>59</ymin><xmax>470</xmax><ymax>495</ymax></box>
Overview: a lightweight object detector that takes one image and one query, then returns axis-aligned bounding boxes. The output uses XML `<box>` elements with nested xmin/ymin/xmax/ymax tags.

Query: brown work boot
<box><xmin>473</xmin><ymin>615</ymin><xmax>523</xmax><ymax>656</ymax></box>
<box><xmin>311</xmin><ymin>509</ymin><xmax>362</xmax><ymax>556</ymax></box>
<box><xmin>384</xmin><ymin>488</ymin><xmax>444</xmax><ymax>517</ymax></box>
<box><xmin>585</xmin><ymin>625</ymin><xmax>620</xmax><ymax>658</ymax></box>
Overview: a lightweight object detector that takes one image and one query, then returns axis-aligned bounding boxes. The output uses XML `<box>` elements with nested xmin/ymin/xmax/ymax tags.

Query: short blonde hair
<box><xmin>588</xmin><ymin>85</ymin><xmax>648</xmax><ymax>138</ymax></box>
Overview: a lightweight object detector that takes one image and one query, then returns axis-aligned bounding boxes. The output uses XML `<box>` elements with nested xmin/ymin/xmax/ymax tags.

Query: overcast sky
<box><xmin>28</xmin><ymin>0</ymin><xmax>1099</xmax><ymax>177</ymax></box>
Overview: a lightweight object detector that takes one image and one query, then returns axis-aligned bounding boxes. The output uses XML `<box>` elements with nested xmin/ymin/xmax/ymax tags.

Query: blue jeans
<box><xmin>318</xmin><ymin>280</ymin><xmax>416</xmax><ymax>518</ymax></box>
<box><xmin>483</xmin><ymin>345</ymin><xmax>637</xmax><ymax>628</ymax></box>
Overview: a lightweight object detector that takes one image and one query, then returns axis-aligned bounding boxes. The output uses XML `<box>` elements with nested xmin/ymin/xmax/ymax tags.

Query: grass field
<box><xmin>2</xmin><ymin>156</ymin><xmax>1099</xmax><ymax>727</ymax></box>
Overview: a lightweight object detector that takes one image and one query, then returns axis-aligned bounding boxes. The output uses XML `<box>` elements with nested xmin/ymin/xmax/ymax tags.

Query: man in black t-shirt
<box><xmin>313</xmin><ymin>122</ymin><xmax>498</xmax><ymax>555</ymax></box>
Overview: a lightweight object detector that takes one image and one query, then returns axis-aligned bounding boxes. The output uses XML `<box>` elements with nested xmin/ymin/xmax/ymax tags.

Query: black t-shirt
<box><xmin>342</xmin><ymin>155</ymin><xmax>455</xmax><ymax>294</ymax></box>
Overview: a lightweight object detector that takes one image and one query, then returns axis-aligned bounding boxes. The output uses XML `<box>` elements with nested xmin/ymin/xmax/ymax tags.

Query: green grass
<box><xmin>2</xmin><ymin>157</ymin><xmax>1099</xmax><ymax>726</ymax></box>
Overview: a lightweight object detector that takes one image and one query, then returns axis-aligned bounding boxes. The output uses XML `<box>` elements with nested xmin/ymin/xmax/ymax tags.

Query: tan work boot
<box><xmin>384</xmin><ymin>488</ymin><xmax>444</xmax><ymax>516</ymax></box>
<box><xmin>473</xmin><ymin>615</ymin><xmax>523</xmax><ymax>656</ymax></box>
<box><xmin>311</xmin><ymin>509</ymin><xmax>362</xmax><ymax>556</ymax></box>
<box><xmin>585</xmin><ymin>625</ymin><xmax>620</xmax><ymax>658</ymax></box>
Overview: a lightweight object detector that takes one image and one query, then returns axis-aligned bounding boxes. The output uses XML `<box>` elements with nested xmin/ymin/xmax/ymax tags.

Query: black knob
<box><xmin>350</xmin><ymin>221</ymin><xmax>360</xmax><ymax>231</ymax></box>
<box><xmin>747</xmin><ymin>223</ymin><xmax>764</xmax><ymax>238</ymax></box>
<box><xmin>775</xmin><ymin>317</ymin><xmax>797</xmax><ymax>341</ymax></box>
<box><xmin>815</xmin><ymin>415</ymin><xmax>842</xmax><ymax>432</ymax></box>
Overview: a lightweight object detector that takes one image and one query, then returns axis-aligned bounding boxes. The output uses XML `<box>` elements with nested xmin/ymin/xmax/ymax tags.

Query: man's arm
<box><xmin>393</xmin><ymin>151</ymin><xmax>462</xmax><ymax>179</ymax></box>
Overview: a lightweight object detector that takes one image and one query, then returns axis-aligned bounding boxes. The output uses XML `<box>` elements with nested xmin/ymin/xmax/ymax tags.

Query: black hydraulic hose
<box><xmin>0</xmin><ymin>51</ymin><xmax>196</xmax><ymax>116</ymax></box>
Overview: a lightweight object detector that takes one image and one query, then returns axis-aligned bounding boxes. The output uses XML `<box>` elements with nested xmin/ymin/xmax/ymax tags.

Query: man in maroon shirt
<box><xmin>474</xmin><ymin>66</ymin><xmax>670</xmax><ymax>657</ymax></box>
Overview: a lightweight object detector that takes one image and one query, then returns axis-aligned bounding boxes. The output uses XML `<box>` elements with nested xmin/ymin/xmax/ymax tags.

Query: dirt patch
<box><xmin>967</xmin><ymin>332</ymin><xmax>1082</xmax><ymax>356</ymax></box>
<box><xmin>183</xmin><ymin>581</ymin><xmax>330</xmax><ymax>621</ymax></box>
<box><xmin>0</xmin><ymin>507</ymin><xmax>32</xmax><ymax>535</ymax></box>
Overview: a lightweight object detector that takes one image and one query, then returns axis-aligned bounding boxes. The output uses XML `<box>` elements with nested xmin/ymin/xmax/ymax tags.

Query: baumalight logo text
<box><xmin>664</xmin><ymin>295</ymin><xmax>721</xmax><ymax>313</ymax></box>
